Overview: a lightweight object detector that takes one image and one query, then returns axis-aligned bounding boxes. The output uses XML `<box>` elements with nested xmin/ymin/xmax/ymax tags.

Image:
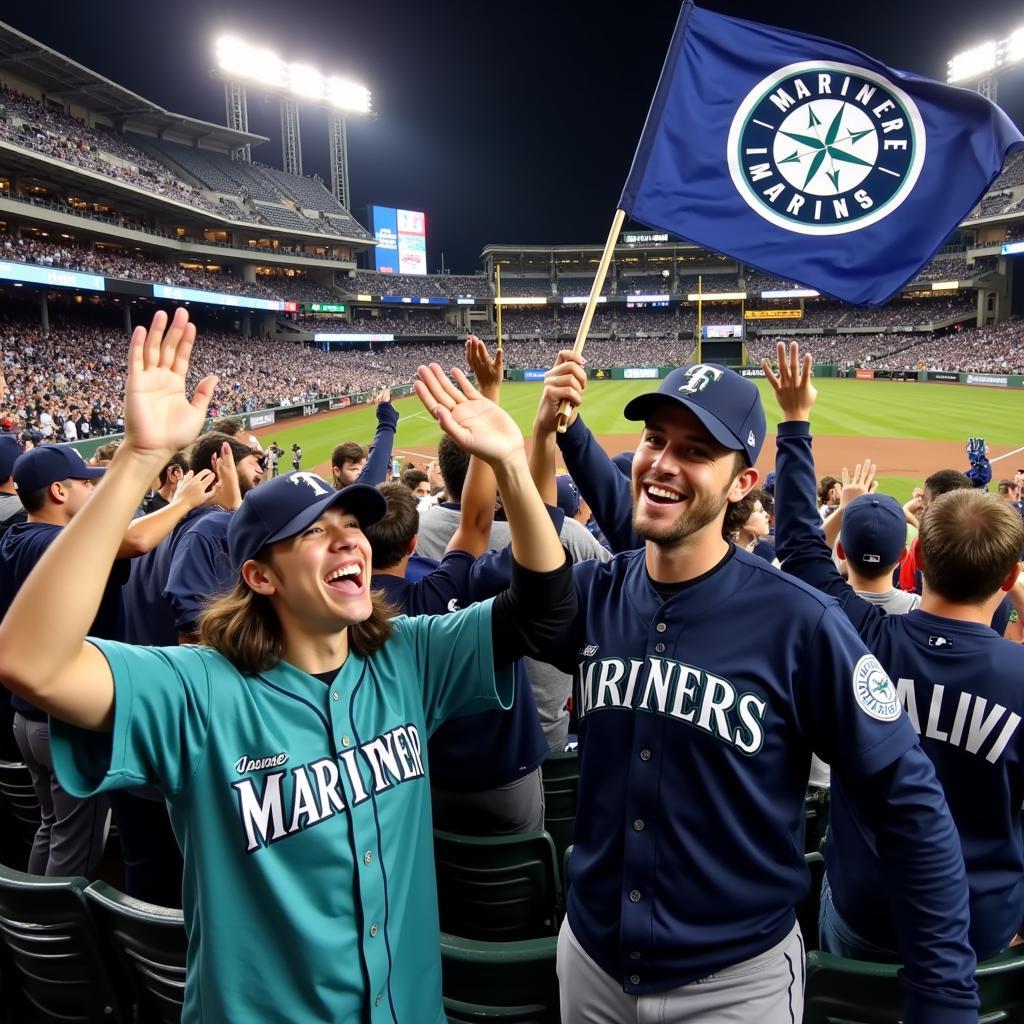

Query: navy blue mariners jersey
<box><xmin>122</xmin><ymin>507</ymin><xmax>220</xmax><ymax>646</ymax></box>
<box><xmin>163</xmin><ymin>509</ymin><xmax>234</xmax><ymax>634</ymax></box>
<box><xmin>775</xmin><ymin>421</ymin><xmax>1024</xmax><ymax>960</ymax></box>
<box><xmin>0</xmin><ymin>522</ymin><xmax>127</xmax><ymax>718</ymax></box>
<box><xmin>50</xmin><ymin>600</ymin><xmax>511</xmax><ymax>1024</ymax></box>
<box><xmin>556</xmin><ymin>415</ymin><xmax>641</xmax><ymax>553</ymax></box>
<box><xmin>538</xmin><ymin>545</ymin><xmax>919</xmax><ymax>992</ymax></box>
<box><xmin>373</xmin><ymin>551</ymin><xmax>547</xmax><ymax>790</ymax></box>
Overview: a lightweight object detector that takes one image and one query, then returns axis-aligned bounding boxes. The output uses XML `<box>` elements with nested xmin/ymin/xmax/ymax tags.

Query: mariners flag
<box><xmin>619</xmin><ymin>2</ymin><xmax>1024</xmax><ymax>306</ymax></box>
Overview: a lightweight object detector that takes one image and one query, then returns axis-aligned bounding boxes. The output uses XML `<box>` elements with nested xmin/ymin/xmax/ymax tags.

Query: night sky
<box><xmin>4</xmin><ymin>1</ymin><xmax>1024</xmax><ymax>271</ymax></box>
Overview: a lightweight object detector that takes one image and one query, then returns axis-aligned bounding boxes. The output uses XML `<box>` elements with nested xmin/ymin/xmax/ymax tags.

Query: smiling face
<box><xmin>246</xmin><ymin>506</ymin><xmax>374</xmax><ymax>635</ymax></box>
<box><xmin>631</xmin><ymin>403</ymin><xmax>751</xmax><ymax>549</ymax></box>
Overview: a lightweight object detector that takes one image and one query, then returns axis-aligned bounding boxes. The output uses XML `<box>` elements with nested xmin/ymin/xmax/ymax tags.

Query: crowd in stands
<box><xmin>496</xmin><ymin>277</ymin><xmax>552</xmax><ymax>296</ymax></box>
<box><xmin>342</xmin><ymin>271</ymin><xmax>491</xmax><ymax>299</ymax></box>
<box><xmin>745</xmin><ymin>333</ymin><xmax>910</xmax><ymax>367</ymax></box>
<box><xmin>288</xmin><ymin>313</ymin><xmax>454</xmax><ymax>336</ymax></box>
<box><xmin>556</xmin><ymin>276</ymin><xmax>614</xmax><ymax>296</ymax></box>
<box><xmin>839</xmin><ymin>297</ymin><xmax>976</xmax><ymax>328</ymax></box>
<box><xmin>0</xmin><ymin>234</ymin><xmax>340</xmax><ymax>303</ymax></box>
<box><xmin>619</xmin><ymin>274</ymin><xmax>672</xmax><ymax>294</ymax></box>
<box><xmin>867</xmin><ymin>319</ymin><xmax>1024</xmax><ymax>374</ymax></box>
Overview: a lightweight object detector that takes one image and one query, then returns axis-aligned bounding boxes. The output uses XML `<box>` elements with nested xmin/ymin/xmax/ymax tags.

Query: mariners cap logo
<box><xmin>727</xmin><ymin>61</ymin><xmax>926</xmax><ymax>236</ymax></box>
<box><xmin>678</xmin><ymin>364</ymin><xmax>724</xmax><ymax>395</ymax></box>
<box><xmin>852</xmin><ymin>654</ymin><xmax>901</xmax><ymax>722</ymax></box>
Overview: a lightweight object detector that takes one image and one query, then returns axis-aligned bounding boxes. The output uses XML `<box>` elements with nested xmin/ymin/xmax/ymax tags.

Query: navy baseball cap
<box><xmin>763</xmin><ymin>471</ymin><xmax>777</xmax><ymax>497</ymax></box>
<box><xmin>840</xmin><ymin>494</ymin><xmax>907</xmax><ymax>570</ymax></box>
<box><xmin>555</xmin><ymin>474</ymin><xmax>580</xmax><ymax>518</ymax></box>
<box><xmin>13</xmin><ymin>444</ymin><xmax>105</xmax><ymax>493</ymax></box>
<box><xmin>623</xmin><ymin>363</ymin><xmax>766</xmax><ymax>465</ymax></box>
<box><xmin>228</xmin><ymin>472</ymin><xmax>386</xmax><ymax>571</ymax></box>
<box><xmin>0</xmin><ymin>435</ymin><xmax>22</xmax><ymax>481</ymax></box>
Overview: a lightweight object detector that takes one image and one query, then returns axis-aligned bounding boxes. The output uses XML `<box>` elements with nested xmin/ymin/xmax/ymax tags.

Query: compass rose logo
<box><xmin>726</xmin><ymin>61</ymin><xmax>926</xmax><ymax>236</ymax></box>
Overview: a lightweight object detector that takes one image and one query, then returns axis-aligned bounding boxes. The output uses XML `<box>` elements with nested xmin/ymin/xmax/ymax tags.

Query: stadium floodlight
<box><xmin>947</xmin><ymin>41</ymin><xmax>997</xmax><ymax>83</ymax></box>
<box><xmin>1006</xmin><ymin>28</ymin><xmax>1024</xmax><ymax>65</ymax></box>
<box><xmin>214</xmin><ymin>35</ymin><xmax>371</xmax><ymax>114</ymax></box>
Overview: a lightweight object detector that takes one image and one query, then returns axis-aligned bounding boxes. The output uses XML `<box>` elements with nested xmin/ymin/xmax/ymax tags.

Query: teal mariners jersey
<box><xmin>50</xmin><ymin>599</ymin><xmax>512</xmax><ymax>1024</ymax></box>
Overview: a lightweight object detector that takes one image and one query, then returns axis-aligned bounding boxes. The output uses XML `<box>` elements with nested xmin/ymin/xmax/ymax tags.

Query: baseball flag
<box><xmin>619</xmin><ymin>2</ymin><xmax>1024</xmax><ymax>306</ymax></box>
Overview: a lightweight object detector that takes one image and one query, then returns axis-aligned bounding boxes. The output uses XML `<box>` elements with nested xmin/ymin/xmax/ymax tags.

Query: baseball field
<box><xmin>252</xmin><ymin>377</ymin><xmax>1024</xmax><ymax>503</ymax></box>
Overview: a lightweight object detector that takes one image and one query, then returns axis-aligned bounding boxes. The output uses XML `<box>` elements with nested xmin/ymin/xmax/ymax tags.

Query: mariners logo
<box><xmin>678</xmin><ymin>364</ymin><xmax>723</xmax><ymax>394</ymax></box>
<box><xmin>726</xmin><ymin>61</ymin><xmax>926</xmax><ymax>236</ymax></box>
<box><xmin>852</xmin><ymin>654</ymin><xmax>901</xmax><ymax>722</ymax></box>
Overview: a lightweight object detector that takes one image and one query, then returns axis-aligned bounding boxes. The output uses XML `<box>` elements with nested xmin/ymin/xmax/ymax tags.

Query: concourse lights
<box><xmin>215</xmin><ymin>36</ymin><xmax>371</xmax><ymax>114</ymax></box>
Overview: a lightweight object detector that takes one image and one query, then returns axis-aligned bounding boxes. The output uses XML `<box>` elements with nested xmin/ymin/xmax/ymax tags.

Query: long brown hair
<box><xmin>197</xmin><ymin>581</ymin><xmax>395</xmax><ymax>675</ymax></box>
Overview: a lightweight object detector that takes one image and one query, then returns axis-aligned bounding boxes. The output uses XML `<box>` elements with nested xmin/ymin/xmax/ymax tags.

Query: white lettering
<box><xmin>855</xmin><ymin>83</ymin><xmax>877</xmax><ymax>106</ymax></box>
<box><xmin>596</xmin><ymin>659</ymin><xmax>627</xmax><ymax>709</ymax></box>
<box><xmin>695</xmin><ymin>673</ymin><xmax>737</xmax><ymax>740</ymax></box>
<box><xmin>769</xmin><ymin>88</ymin><xmax>796</xmax><ymax>112</ymax></box>
<box><xmin>948</xmin><ymin>692</ymin><xmax>971</xmax><ymax>747</ymax></box>
<box><xmin>748</xmin><ymin>162</ymin><xmax>774</xmax><ymax>182</ymax></box>
<box><xmin>310</xmin><ymin>757</ymin><xmax>348</xmax><ymax>815</ymax></box>
<box><xmin>872</xmin><ymin>99</ymin><xmax>896</xmax><ymax>117</ymax></box>
<box><xmin>233</xmin><ymin>772</ymin><xmax>287</xmax><ymax>853</ymax></box>
<box><xmin>667</xmin><ymin>665</ymin><xmax>700</xmax><ymax>721</ymax></box>
<box><xmin>854</xmin><ymin>189</ymin><xmax>873</xmax><ymax>210</ymax></box>
<box><xmin>832</xmin><ymin>198</ymin><xmax>849</xmax><ymax>219</ymax></box>
<box><xmin>965</xmin><ymin>697</ymin><xmax>1007</xmax><ymax>755</ymax></box>
<box><xmin>786</xmin><ymin>194</ymin><xmax>806</xmax><ymax>216</ymax></box>
<box><xmin>840</xmin><ymin>76</ymin><xmax>851</xmax><ymax>97</ymax></box>
<box><xmin>925</xmin><ymin>685</ymin><xmax>949</xmax><ymax>741</ymax></box>
<box><xmin>288</xmin><ymin>766</ymin><xmax>326</xmax><ymax>832</ymax></box>
<box><xmin>763</xmin><ymin>183</ymin><xmax>786</xmax><ymax>204</ymax></box>
<box><xmin>734</xmin><ymin>693</ymin><xmax>767</xmax><ymax>754</ymax></box>
<box><xmin>638</xmin><ymin>658</ymin><xmax>678</xmax><ymax>713</ymax></box>
<box><xmin>818</xmin><ymin>74</ymin><xmax>832</xmax><ymax>94</ymax></box>
<box><xmin>621</xmin><ymin>659</ymin><xmax>645</xmax><ymax>709</ymax></box>
<box><xmin>986</xmin><ymin>712</ymin><xmax>1022</xmax><ymax>764</ymax></box>
<box><xmin>794</xmin><ymin>78</ymin><xmax>811</xmax><ymax>100</ymax></box>
<box><xmin>338</xmin><ymin>748</ymin><xmax>369</xmax><ymax>804</ymax></box>
<box><xmin>881</xmin><ymin>118</ymin><xmax>905</xmax><ymax>134</ymax></box>
<box><xmin>883</xmin><ymin>139</ymin><xmax>908</xmax><ymax>151</ymax></box>
<box><xmin>814</xmin><ymin>199</ymin><xmax>822</xmax><ymax>221</ymax></box>
<box><xmin>362</xmin><ymin>733</ymin><xmax>404</xmax><ymax>793</ymax></box>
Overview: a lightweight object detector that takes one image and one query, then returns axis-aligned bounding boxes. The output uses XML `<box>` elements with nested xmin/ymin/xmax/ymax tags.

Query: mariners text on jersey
<box><xmin>232</xmin><ymin>723</ymin><xmax>425</xmax><ymax>854</ymax></box>
<box><xmin>578</xmin><ymin>655</ymin><xmax>766</xmax><ymax>755</ymax></box>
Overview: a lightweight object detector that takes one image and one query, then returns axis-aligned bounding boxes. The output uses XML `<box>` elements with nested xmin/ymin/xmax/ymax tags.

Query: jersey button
<box><xmin>639</xmin><ymin>749</ymin><xmax>651</xmax><ymax>761</ymax></box>
<box><xmin>370</xmin><ymin>923</ymin><xmax>378</xmax><ymax>937</ymax></box>
<box><xmin>633</xmin><ymin>819</ymin><xmax>644</xmax><ymax>831</ymax></box>
<box><xmin>629</xmin><ymin>889</ymin><xmax>642</xmax><ymax>903</ymax></box>
<box><xmin>656</xmin><ymin>622</ymin><xmax>667</xmax><ymax>633</ymax></box>
<box><xmin>375</xmin><ymin>994</ymin><xmax>382</xmax><ymax>1007</ymax></box>
<box><xmin>332</xmin><ymin>691</ymin><xmax>339</xmax><ymax>702</ymax></box>
<box><xmin>630</xmin><ymin>974</ymin><xmax>641</xmax><ymax>985</ymax></box>
<box><xmin>341</xmin><ymin>736</ymin><xmax>351</xmax><ymax>748</ymax></box>
<box><xmin>654</xmin><ymin>643</ymin><xmax>665</xmax><ymax>653</ymax></box>
<box><xmin>630</xmin><ymin>951</ymin><xmax>641</xmax><ymax>960</ymax></box>
<box><xmin>364</xmin><ymin>851</ymin><xmax>373</xmax><ymax>865</ymax></box>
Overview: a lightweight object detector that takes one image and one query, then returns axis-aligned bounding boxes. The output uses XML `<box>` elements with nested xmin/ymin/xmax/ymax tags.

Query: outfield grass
<box><xmin>256</xmin><ymin>378</ymin><xmax>1022</xmax><ymax>506</ymax></box>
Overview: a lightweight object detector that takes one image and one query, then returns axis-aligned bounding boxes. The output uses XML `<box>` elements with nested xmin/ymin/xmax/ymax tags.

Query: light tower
<box><xmin>214</xmin><ymin>35</ymin><xmax>371</xmax><ymax>203</ymax></box>
<box><xmin>947</xmin><ymin>27</ymin><xmax>1024</xmax><ymax>102</ymax></box>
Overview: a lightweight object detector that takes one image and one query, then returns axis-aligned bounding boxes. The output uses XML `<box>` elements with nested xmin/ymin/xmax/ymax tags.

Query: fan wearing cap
<box><xmin>0</xmin><ymin>442</ymin><xmax>215</xmax><ymax>881</ymax></box>
<box><xmin>529</xmin><ymin>354</ymin><xmax>978</xmax><ymax>1024</ymax></box>
<box><xmin>769</xmin><ymin>340</ymin><xmax>1024</xmax><ymax>1005</ymax></box>
<box><xmin>0</xmin><ymin>433</ymin><xmax>25</xmax><ymax>536</ymax></box>
<box><xmin>0</xmin><ymin>309</ymin><xmax>574</xmax><ymax>1024</ymax></box>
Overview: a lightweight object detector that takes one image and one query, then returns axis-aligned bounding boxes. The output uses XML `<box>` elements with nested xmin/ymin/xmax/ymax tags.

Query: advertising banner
<box><xmin>396</xmin><ymin>209</ymin><xmax>427</xmax><ymax>276</ymax></box>
<box><xmin>966</xmin><ymin>373</ymin><xmax>1008</xmax><ymax>387</ymax></box>
<box><xmin>927</xmin><ymin>371</ymin><xmax>960</xmax><ymax>382</ymax></box>
<box><xmin>739</xmin><ymin>367</ymin><xmax>766</xmax><ymax>377</ymax></box>
<box><xmin>524</xmin><ymin>369</ymin><xmax>548</xmax><ymax>381</ymax></box>
<box><xmin>329</xmin><ymin>397</ymin><xmax>352</xmax><ymax>411</ymax></box>
<box><xmin>855</xmin><ymin>368</ymin><xmax>875</xmax><ymax>380</ymax></box>
<box><xmin>624</xmin><ymin>367</ymin><xmax>660</xmax><ymax>379</ymax></box>
<box><xmin>371</xmin><ymin>205</ymin><xmax>400</xmax><ymax>273</ymax></box>
<box><xmin>248</xmin><ymin>411</ymin><xmax>276</xmax><ymax>428</ymax></box>
<box><xmin>744</xmin><ymin>309</ymin><xmax>802</xmax><ymax>320</ymax></box>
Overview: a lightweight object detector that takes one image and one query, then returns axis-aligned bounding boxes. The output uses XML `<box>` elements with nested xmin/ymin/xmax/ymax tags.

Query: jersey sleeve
<box><xmin>774</xmin><ymin>421</ymin><xmax>887</xmax><ymax>643</ymax></box>
<box><xmin>50</xmin><ymin>640</ymin><xmax>214</xmax><ymax>799</ymax></box>
<box><xmin>799</xmin><ymin>603</ymin><xmax>918</xmax><ymax>780</ymax></box>
<box><xmin>393</xmin><ymin>597</ymin><xmax>515</xmax><ymax>733</ymax></box>
<box><xmin>556</xmin><ymin>415</ymin><xmax>642</xmax><ymax>553</ymax></box>
<box><xmin>356</xmin><ymin>403</ymin><xmax>398</xmax><ymax>487</ymax></box>
<box><xmin>164</xmin><ymin>518</ymin><xmax>234</xmax><ymax>632</ymax></box>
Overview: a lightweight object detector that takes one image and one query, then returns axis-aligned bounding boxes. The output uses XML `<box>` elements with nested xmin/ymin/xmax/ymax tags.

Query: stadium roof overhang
<box><xmin>480</xmin><ymin>241</ymin><xmax>704</xmax><ymax>259</ymax></box>
<box><xmin>0</xmin><ymin>21</ymin><xmax>268</xmax><ymax>151</ymax></box>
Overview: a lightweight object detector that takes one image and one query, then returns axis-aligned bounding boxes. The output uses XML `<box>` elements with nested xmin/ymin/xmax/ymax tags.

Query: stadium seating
<box><xmin>0</xmin><ymin>761</ymin><xmax>40</xmax><ymax>870</ymax></box>
<box><xmin>441</xmin><ymin>932</ymin><xmax>559</xmax><ymax>1024</ymax></box>
<box><xmin>803</xmin><ymin>945</ymin><xmax>1024</xmax><ymax>1024</ymax></box>
<box><xmin>0</xmin><ymin>864</ymin><xmax>127</xmax><ymax>1022</ymax></box>
<box><xmin>85</xmin><ymin>880</ymin><xmax>187</xmax><ymax>1024</ymax></box>
<box><xmin>433</xmin><ymin>830</ymin><xmax>561</xmax><ymax>941</ymax></box>
<box><xmin>540</xmin><ymin>751</ymin><xmax>578</xmax><ymax>867</ymax></box>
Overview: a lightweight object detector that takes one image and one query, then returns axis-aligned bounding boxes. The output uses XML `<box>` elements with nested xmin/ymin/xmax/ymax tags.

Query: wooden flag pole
<box><xmin>495</xmin><ymin>264</ymin><xmax>503</xmax><ymax>351</ymax></box>
<box><xmin>556</xmin><ymin>207</ymin><xmax>626</xmax><ymax>432</ymax></box>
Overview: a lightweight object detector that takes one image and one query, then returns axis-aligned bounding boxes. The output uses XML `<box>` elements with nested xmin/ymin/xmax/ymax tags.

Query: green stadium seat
<box><xmin>434</xmin><ymin>829</ymin><xmax>561</xmax><ymax>941</ymax></box>
<box><xmin>441</xmin><ymin>932</ymin><xmax>559</xmax><ymax>1024</ymax></box>
<box><xmin>0</xmin><ymin>761</ymin><xmax>41</xmax><ymax>870</ymax></box>
<box><xmin>804</xmin><ymin>945</ymin><xmax>1024</xmax><ymax>1024</ymax></box>
<box><xmin>85</xmin><ymin>880</ymin><xmax>187</xmax><ymax>1024</ymax></box>
<box><xmin>540</xmin><ymin>751</ymin><xmax>578</xmax><ymax>866</ymax></box>
<box><xmin>0</xmin><ymin>863</ymin><xmax>126</xmax><ymax>1023</ymax></box>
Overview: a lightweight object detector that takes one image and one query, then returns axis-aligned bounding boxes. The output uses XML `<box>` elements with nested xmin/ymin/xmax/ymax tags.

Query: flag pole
<box><xmin>696</xmin><ymin>273</ymin><xmax>703</xmax><ymax>363</ymax></box>
<box><xmin>495</xmin><ymin>264</ymin><xmax>503</xmax><ymax>352</ymax></box>
<box><xmin>556</xmin><ymin>207</ymin><xmax>626</xmax><ymax>432</ymax></box>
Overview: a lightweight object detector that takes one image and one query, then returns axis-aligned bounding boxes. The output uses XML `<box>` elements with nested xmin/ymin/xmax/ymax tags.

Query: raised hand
<box><xmin>762</xmin><ymin>341</ymin><xmax>817</xmax><ymax>421</ymax></box>
<box><xmin>173</xmin><ymin>469</ymin><xmax>218</xmax><ymax>510</ymax></box>
<box><xmin>414</xmin><ymin>363</ymin><xmax>525</xmax><ymax>466</ymax></box>
<box><xmin>840</xmin><ymin>460</ymin><xmax>878</xmax><ymax>506</ymax></box>
<box><xmin>536</xmin><ymin>350</ymin><xmax>587</xmax><ymax>433</ymax></box>
<box><xmin>465</xmin><ymin>335</ymin><xmax>503</xmax><ymax>398</ymax></box>
<box><xmin>211</xmin><ymin>441</ymin><xmax>243</xmax><ymax>511</ymax></box>
<box><xmin>124</xmin><ymin>309</ymin><xmax>217</xmax><ymax>458</ymax></box>
<box><xmin>373</xmin><ymin>387</ymin><xmax>392</xmax><ymax>406</ymax></box>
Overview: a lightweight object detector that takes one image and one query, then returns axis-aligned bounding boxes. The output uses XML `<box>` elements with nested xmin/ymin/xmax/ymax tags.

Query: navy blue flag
<box><xmin>619</xmin><ymin>2</ymin><xmax>1024</xmax><ymax>306</ymax></box>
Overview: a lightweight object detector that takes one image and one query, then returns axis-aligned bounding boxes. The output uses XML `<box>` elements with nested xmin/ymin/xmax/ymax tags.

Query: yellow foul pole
<box><xmin>495</xmin><ymin>264</ymin><xmax>503</xmax><ymax>351</ymax></box>
<box><xmin>696</xmin><ymin>273</ymin><xmax>703</xmax><ymax>364</ymax></box>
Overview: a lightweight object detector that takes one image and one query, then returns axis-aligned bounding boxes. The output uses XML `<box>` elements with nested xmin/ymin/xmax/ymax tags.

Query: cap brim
<box><xmin>72</xmin><ymin>467</ymin><xmax>106</xmax><ymax>479</ymax></box>
<box><xmin>623</xmin><ymin>393</ymin><xmax>744</xmax><ymax>455</ymax></box>
<box><xmin>263</xmin><ymin>483</ymin><xmax>386</xmax><ymax>547</ymax></box>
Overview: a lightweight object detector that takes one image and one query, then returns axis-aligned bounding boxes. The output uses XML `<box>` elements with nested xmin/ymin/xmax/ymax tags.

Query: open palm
<box><xmin>415</xmin><ymin>363</ymin><xmax>524</xmax><ymax>465</ymax></box>
<box><xmin>124</xmin><ymin>309</ymin><xmax>217</xmax><ymax>456</ymax></box>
